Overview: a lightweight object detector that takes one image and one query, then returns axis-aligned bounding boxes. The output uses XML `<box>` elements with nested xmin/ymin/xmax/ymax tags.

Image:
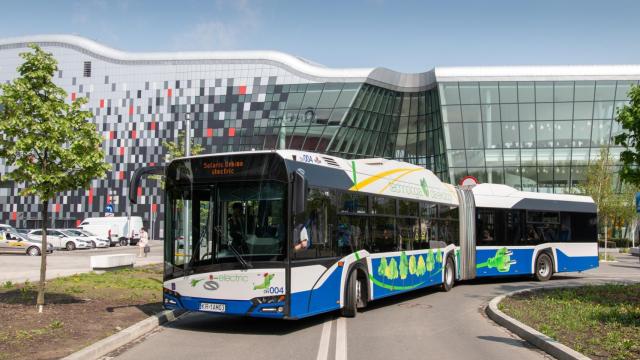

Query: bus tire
<box><xmin>441</xmin><ymin>255</ymin><xmax>455</xmax><ymax>292</ymax></box>
<box><xmin>534</xmin><ymin>252</ymin><xmax>553</xmax><ymax>282</ymax></box>
<box><xmin>341</xmin><ymin>270</ymin><xmax>358</xmax><ymax>318</ymax></box>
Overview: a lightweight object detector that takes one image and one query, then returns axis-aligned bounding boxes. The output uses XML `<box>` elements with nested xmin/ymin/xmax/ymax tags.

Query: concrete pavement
<box><xmin>0</xmin><ymin>240</ymin><xmax>163</xmax><ymax>283</ymax></box>
<box><xmin>111</xmin><ymin>253</ymin><xmax>640</xmax><ymax>360</ymax></box>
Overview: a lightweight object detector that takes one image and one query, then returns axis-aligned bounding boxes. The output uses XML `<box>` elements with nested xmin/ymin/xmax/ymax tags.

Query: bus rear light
<box><xmin>278</xmin><ymin>295</ymin><xmax>285</xmax><ymax>302</ymax></box>
<box><xmin>338</xmin><ymin>261</ymin><xmax>344</xmax><ymax>267</ymax></box>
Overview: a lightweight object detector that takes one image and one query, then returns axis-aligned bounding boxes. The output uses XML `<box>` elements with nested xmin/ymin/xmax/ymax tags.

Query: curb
<box><xmin>486</xmin><ymin>281</ymin><xmax>638</xmax><ymax>360</ymax></box>
<box><xmin>62</xmin><ymin>309</ymin><xmax>184</xmax><ymax>360</ymax></box>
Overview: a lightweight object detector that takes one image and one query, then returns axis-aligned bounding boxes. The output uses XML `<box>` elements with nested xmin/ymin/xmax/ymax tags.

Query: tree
<box><xmin>577</xmin><ymin>147</ymin><xmax>616</xmax><ymax>235</ymax></box>
<box><xmin>162</xmin><ymin>130</ymin><xmax>203</xmax><ymax>161</ymax></box>
<box><xmin>614</xmin><ymin>84</ymin><xmax>640</xmax><ymax>186</ymax></box>
<box><xmin>0</xmin><ymin>45</ymin><xmax>110</xmax><ymax>312</ymax></box>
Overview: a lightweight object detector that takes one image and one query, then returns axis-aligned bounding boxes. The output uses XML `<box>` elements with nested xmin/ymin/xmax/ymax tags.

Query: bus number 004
<box><xmin>266</xmin><ymin>287</ymin><xmax>284</xmax><ymax>295</ymax></box>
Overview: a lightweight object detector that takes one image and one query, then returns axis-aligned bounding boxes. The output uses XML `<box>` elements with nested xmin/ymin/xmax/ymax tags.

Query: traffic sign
<box><xmin>104</xmin><ymin>204</ymin><xmax>114</xmax><ymax>214</ymax></box>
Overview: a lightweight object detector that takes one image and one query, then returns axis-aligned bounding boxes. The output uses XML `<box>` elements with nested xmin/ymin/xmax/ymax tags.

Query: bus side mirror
<box><xmin>293</xmin><ymin>169</ymin><xmax>307</xmax><ymax>216</ymax></box>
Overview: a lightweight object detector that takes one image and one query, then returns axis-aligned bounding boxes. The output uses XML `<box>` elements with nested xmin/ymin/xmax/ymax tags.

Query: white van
<box><xmin>78</xmin><ymin>216</ymin><xmax>143</xmax><ymax>246</ymax></box>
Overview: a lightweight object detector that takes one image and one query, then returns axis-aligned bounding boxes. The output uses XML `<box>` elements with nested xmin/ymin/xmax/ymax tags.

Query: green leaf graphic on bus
<box><xmin>416</xmin><ymin>255</ymin><xmax>426</xmax><ymax>276</ymax></box>
<box><xmin>420</xmin><ymin>178</ymin><xmax>429</xmax><ymax>197</ymax></box>
<box><xmin>476</xmin><ymin>247</ymin><xmax>517</xmax><ymax>273</ymax></box>
<box><xmin>399</xmin><ymin>252</ymin><xmax>409</xmax><ymax>280</ymax></box>
<box><xmin>378</xmin><ymin>257</ymin><xmax>388</xmax><ymax>276</ymax></box>
<box><xmin>253</xmin><ymin>273</ymin><xmax>275</xmax><ymax>290</ymax></box>
<box><xmin>426</xmin><ymin>250</ymin><xmax>435</xmax><ymax>272</ymax></box>
<box><xmin>190</xmin><ymin>279</ymin><xmax>203</xmax><ymax>287</ymax></box>
<box><xmin>408</xmin><ymin>255</ymin><xmax>417</xmax><ymax>275</ymax></box>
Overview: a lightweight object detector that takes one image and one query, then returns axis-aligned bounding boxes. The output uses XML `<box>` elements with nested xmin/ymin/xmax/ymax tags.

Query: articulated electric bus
<box><xmin>129</xmin><ymin>150</ymin><xmax>598</xmax><ymax>319</ymax></box>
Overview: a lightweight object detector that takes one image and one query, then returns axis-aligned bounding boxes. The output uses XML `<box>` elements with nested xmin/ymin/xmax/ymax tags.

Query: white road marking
<box><xmin>316</xmin><ymin>319</ymin><xmax>333</xmax><ymax>360</ymax></box>
<box><xmin>335</xmin><ymin>317</ymin><xmax>347</xmax><ymax>360</ymax></box>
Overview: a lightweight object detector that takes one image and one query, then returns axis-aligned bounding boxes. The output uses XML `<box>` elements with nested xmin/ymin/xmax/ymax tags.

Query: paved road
<box><xmin>0</xmin><ymin>240</ymin><xmax>163</xmax><ymax>283</ymax></box>
<box><xmin>112</xmin><ymin>254</ymin><xmax>639</xmax><ymax>360</ymax></box>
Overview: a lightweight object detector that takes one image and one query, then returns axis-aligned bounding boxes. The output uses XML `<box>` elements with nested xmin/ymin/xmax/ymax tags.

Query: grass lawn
<box><xmin>500</xmin><ymin>284</ymin><xmax>640</xmax><ymax>360</ymax></box>
<box><xmin>0</xmin><ymin>265</ymin><xmax>163</xmax><ymax>360</ymax></box>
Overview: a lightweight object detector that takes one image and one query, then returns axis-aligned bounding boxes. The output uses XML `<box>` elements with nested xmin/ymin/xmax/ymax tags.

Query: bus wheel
<box><xmin>442</xmin><ymin>256</ymin><xmax>455</xmax><ymax>292</ymax></box>
<box><xmin>534</xmin><ymin>253</ymin><xmax>553</xmax><ymax>282</ymax></box>
<box><xmin>341</xmin><ymin>270</ymin><xmax>358</xmax><ymax>318</ymax></box>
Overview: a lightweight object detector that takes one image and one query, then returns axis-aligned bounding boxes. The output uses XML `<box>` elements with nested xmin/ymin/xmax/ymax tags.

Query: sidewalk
<box><xmin>0</xmin><ymin>240</ymin><xmax>163</xmax><ymax>284</ymax></box>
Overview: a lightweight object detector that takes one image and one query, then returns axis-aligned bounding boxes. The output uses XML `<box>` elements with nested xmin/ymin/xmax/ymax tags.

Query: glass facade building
<box><xmin>0</xmin><ymin>35</ymin><xmax>639</xmax><ymax>238</ymax></box>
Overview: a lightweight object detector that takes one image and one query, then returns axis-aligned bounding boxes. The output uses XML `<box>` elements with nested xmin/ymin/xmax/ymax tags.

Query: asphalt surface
<box><xmin>0</xmin><ymin>241</ymin><xmax>163</xmax><ymax>283</ymax></box>
<box><xmin>112</xmin><ymin>253</ymin><xmax>640</xmax><ymax>360</ymax></box>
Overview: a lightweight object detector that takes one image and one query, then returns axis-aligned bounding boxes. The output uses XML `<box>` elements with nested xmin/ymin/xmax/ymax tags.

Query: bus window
<box><xmin>372</xmin><ymin>196</ymin><xmax>395</xmax><ymax>215</ymax></box>
<box><xmin>476</xmin><ymin>209</ymin><xmax>496</xmax><ymax>246</ymax></box>
<box><xmin>397</xmin><ymin>218</ymin><xmax>418</xmax><ymax>250</ymax></box>
<box><xmin>293</xmin><ymin>188</ymin><xmax>335</xmax><ymax>259</ymax></box>
<box><xmin>506</xmin><ymin>210</ymin><xmax>524</xmax><ymax>244</ymax></box>
<box><xmin>337</xmin><ymin>216</ymin><xmax>369</xmax><ymax>256</ymax></box>
<box><xmin>373</xmin><ymin>217</ymin><xmax>395</xmax><ymax>252</ymax></box>
<box><xmin>560</xmin><ymin>213</ymin><xmax>572</xmax><ymax>241</ymax></box>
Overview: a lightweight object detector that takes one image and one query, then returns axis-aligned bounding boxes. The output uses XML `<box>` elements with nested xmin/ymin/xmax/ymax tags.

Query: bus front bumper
<box><xmin>163</xmin><ymin>292</ymin><xmax>286</xmax><ymax>318</ymax></box>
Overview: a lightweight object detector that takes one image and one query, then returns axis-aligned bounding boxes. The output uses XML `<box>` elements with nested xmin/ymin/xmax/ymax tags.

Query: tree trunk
<box><xmin>36</xmin><ymin>199</ymin><xmax>48</xmax><ymax>313</ymax></box>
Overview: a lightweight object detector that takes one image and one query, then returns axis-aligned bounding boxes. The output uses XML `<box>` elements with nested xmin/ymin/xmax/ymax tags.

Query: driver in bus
<box><xmin>228</xmin><ymin>202</ymin><xmax>247</xmax><ymax>252</ymax></box>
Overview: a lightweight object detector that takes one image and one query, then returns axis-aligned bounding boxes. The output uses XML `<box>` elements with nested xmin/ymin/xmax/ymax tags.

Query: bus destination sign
<box><xmin>203</xmin><ymin>160</ymin><xmax>245</xmax><ymax>176</ymax></box>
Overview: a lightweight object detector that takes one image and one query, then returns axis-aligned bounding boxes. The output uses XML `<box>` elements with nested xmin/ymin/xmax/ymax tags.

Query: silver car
<box><xmin>0</xmin><ymin>230</ymin><xmax>54</xmax><ymax>256</ymax></box>
<box><xmin>62</xmin><ymin>229</ymin><xmax>109</xmax><ymax>248</ymax></box>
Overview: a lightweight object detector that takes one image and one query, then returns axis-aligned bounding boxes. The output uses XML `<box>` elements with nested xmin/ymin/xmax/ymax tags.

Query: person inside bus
<box><xmin>228</xmin><ymin>202</ymin><xmax>247</xmax><ymax>252</ymax></box>
<box><xmin>481</xmin><ymin>229</ymin><xmax>494</xmax><ymax>242</ymax></box>
<box><xmin>543</xmin><ymin>224</ymin><xmax>557</xmax><ymax>242</ymax></box>
<box><xmin>526</xmin><ymin>225</ymin><xmax>540</xmax><ymax>243</ymax></box>
<box><xmin>293</xmin><ymin>223</ymin><xmax>310</xmax><ymax>251</ymax></box>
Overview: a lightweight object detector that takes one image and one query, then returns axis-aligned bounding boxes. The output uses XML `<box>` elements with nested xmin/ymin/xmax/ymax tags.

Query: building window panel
<box><xmin>486</xmin><ymin>167</ymin><xmax>505</xmax><ymax>184</ymax></box>
<box><xmin>316</xmin><ymin>89</ymin><xmax>341</xmax><ymax>108</ymax></box>
<box><xmin>503</xmin><ymin>149</ymin><xmax>520</xmax><ymax>166</ymax></box>
<box><xmin>554</xmin><ymin>121</ymin><xmax>572</xmax><ymax>147</ymax></box>
<box><xmin>504</xmin><ymin>167</ymin><xmax>522</xmax><ymax>189</ymax></box>
<box><xmin>554</xmin><ymin>82</ymin><xmax>574</xmax><ymax>102</ymax></box>
<box><xmin>536</xmin><ymin>103</ymin><xmax>553</xmax><ymax>120</ymax></box>
<box><xmin>480</xmin><ymin>83</ymin><xmax>500</xmax><ymax>104</ymax></box>
<box><xmin>500</xmin><ymin>104</ymin><xmax>518</xmax><ymax>122</ymax></box>
<box><xmin>574</xmin><ymin>81</ymin><xmax>595</xmax><ymax>101</ymax></box>
<box><xmin>591</xmin><ymin>120</ymin><xmax>612</xmax><ymax>146</ymax></box>
<box><xmin>481</xmin><ymin>104</ymin><xmax>501</xmax><ymax>122</ymax></box>
<box><xmin>463</xmin><ymin>123</ymin><xmax>483</xmax><ymax>149</ymax></box>
<box><xmin>615</xmin><ymin>80</ymin><xmax>637</xmax><ymax>101</ymax></box>
<box><xmin>571</xmin><ymin>148</ymin><xmax>589</xmax><ymax>165</ymax></box>
<box><xmin>537</xmin><ymin>121</ymin><xmax>554</xmax><ymax>148</ymax></box>
<box><xmin>593</xmin><ymin>101</ymin><xmax>614</xmax><ymax>119</ymax></box>
<box><xmin>439</xmin><ymin>83</ymin><xmax>460</xmax><ymax>105</ymax></box>
<box><xmin>535</xmin><ymin>82</ymin><xmax>553</xmax><ymax>102</ymax></box>
<box><xmin>466</xmin><ymin>150</ymin><xmax>485</xmax><ymax>167</ymax></box>
<box><xmin>447</xmin><ymin>150</ymin><xmax>467</xmax><ymax>167</ymax></box>
<box><xmin>483</xmin><ymin>122</ymin><xmax>502</xmax><ymax>149</ymax></box>
<box><xmin>461</xmin><ymin>105</ymin><xmax>481</xmax><ymax>122</ymax></box>
<box><xmin>518</xmin><ymin>82</ymin><xmax>535</xmax><ymax>102</ymax></box>
<box><xmin>594</xmin><ymin>81</ymin><xmax>616</xmax><ymax>101</ymax></box>
<box><xmin>573</xmin><ymin>102</ymin><xmax>594</xmax><ymax>120</ymax></box>
<box><xmin>519</xmin><ymin>103</ymin><xmax>535</xmax><ymax>121</ymax></box>
<box><xmin>459</xmin><ymin>82</ymin><xmax>480</xmax><ymax>104</ymax></box>
<box><xmin>554</xmin><ymin>102</ymin><xmax>573</xmax><ymax>120</ymax></box>
<box><xmin>442</xmin><ymin>106</ymin><xmax>462</xmax><ymax>123</ymax></box>
<box><xmin>485</xmin><ymin>149</ymin><xmax>503</xmax><ymax>167</ymax></box>
<box><xmin>499</xmin><ymin>82</ymin><xmax>518</xmax><ymax>103</ymax></box>
<box><xmin>520</xmin><ymin>122</ymin><xmax>536</xmax><ymax>148</ymax></box>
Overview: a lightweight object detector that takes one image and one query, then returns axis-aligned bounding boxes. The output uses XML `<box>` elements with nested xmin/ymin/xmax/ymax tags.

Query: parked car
<box><xmin>27</xmin><ymin>229</ymin><xmax>92</xmax><ymax>251</ymax></box>
<box><xmin>0</xmin><ymin>229</ymin><xmax>53</xmax><ymax>256</ymax></box>
<box><xmin>0</xmin><ymin>224</ymin><xmax>15</xmax><ymax>232</ymax></box>
<box><xmin>15</xmin><ymin>228</ymin><xmax>31</xmax><ymax>235</ymax></box>
<box><xmin>63</xmin><ymin>229</ymin><xmax>109</xmax><ymax>248</ymax></box>
<box><xmin>78</xmin><ymin>216</ymin><xmax>143</xmax><ymax>246</ymax></box>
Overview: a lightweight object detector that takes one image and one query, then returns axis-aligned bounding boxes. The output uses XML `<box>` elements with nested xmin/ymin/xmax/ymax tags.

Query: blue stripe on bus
<box><xmin>555</xmin><ymin>249</ymin><xmax>598</xmax><ymax>272</ymax></box>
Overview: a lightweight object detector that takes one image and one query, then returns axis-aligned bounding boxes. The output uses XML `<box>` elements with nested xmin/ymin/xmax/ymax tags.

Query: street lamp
<box><xmin>184</xmin><ymin>113</ymin><xmax>191</xmax><ymax>157</ymax></box>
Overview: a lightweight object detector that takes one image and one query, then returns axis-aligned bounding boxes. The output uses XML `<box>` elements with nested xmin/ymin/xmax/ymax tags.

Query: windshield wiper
<box><xmin>228</xmin><ymin>243</ymin><xmax>252</xmax><ymax>269</ymax></box>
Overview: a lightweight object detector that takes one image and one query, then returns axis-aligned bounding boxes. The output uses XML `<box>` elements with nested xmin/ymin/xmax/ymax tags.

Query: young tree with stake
<box><xmin>0</xmin><ymin>44</ymin><xmax>110</xmax><ymax>313</ymax></box>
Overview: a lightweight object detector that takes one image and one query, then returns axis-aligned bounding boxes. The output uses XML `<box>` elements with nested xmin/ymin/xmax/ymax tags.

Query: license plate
<box><xmin>199</xmin><ymin>302</ymin><xmax>226</xmax><ymax>313</ymax></box>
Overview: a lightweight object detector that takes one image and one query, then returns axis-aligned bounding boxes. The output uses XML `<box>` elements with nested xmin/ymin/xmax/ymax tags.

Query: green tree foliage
<box><xmin>614</xmin><ymin>84</ymin><xmax>640</xmax><ymax>186</ymax></box>
<box><xmin>577</xmin><ymin>147</ymin><xmax>616</xmax><ymax>230</ymax></box>
<box><xmin>0</xmin><ymin>45</ymin><xmax>110</xmax><ymax>311</ymax></box>
<box><xmin>162</xmin><ymin>130</ymin><xmax>204</xmax><ymax>161</ymax></box>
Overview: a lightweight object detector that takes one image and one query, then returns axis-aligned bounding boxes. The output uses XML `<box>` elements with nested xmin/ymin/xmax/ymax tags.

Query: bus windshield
<box><xmin>167</xmin><ymin>181</ymin><xmax>286</xmax><ymax>270</ymax></box>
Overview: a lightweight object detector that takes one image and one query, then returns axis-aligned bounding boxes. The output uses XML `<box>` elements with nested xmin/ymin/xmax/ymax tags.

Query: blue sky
<box><xmin>2</xmin><ymin>0</ymin><xmax>639</xmax><ymax>72</ymax></box>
